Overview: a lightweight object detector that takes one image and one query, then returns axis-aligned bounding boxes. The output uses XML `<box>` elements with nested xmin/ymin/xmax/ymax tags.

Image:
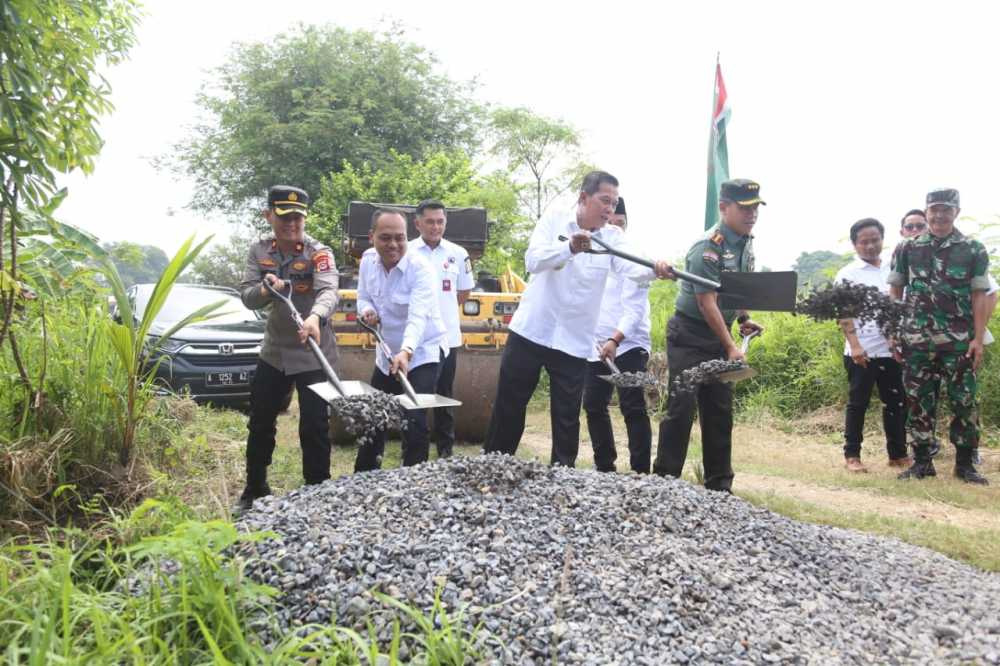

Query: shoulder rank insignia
<box><xmin>710</xmin><ymin>232</ymin><xmax>724</xmax><ymax>245</ymax></box>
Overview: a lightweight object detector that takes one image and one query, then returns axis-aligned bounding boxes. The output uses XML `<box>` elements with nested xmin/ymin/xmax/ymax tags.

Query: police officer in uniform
<box><xmin>888</xmin><ymin>188</ymin><xmax>990</xmax><ymax>485</ymax></box>
<box><xmin>653</xmin><ymin>179</ymin><xmax>764</xmax><ymax>492</ymax></box>
<box><xmin>237</xmin><ymin>186</ymin><xmax>339</xmax><ymax>511</ymax></box>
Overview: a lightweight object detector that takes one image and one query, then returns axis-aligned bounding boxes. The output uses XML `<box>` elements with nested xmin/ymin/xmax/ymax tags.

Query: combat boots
<box><xmin>898</xmin><ymin>444</ymin><xmax>936</xmax><ymax>480</ymax></box>
<box><xmin>955</xmin><ymin>447</ymin><xmax>989</xmax><ymax>486</ymax></box>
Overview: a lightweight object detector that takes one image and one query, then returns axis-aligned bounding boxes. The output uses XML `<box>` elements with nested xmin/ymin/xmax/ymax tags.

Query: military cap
<box><xmin>719</xmin><ymin>179</ymin><xmax>766</xmax><ymax>206</ymax></box>
<box><xmin>926</xmin><ymin>188</ymin><xmax>960</xmax><ymax>209</ymax></box>
<box><xmin>268</xmin><ymin>185</ymin><xmax>310</xmax><ymax>216</ymax></box>
<box><xmin>615</xmin><ymin>196</ymin><xmax>627</xmax><ymax>216</ymax></box>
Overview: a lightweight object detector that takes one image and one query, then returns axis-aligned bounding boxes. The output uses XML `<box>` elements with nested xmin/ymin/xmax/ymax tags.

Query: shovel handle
<box><xmin>740</xmin><ymin>330</ymin><xmax>760</xmax><ymax>354</ymax></box>
<box><xmin>263</xmin><ymin>279</ymin><xmax>348</xmax><ymax>398</ymax></box>
<box><xmin>357</xmin><ymin>318</ymin><xmax>422</xmax><ymax>406</ymax></box>
<box><xmin>596</xmin><ymin>341</ymin><xmax>622</xmax><ymax>374</ymax></box>
<box><xmin>557</xmin><ymin>234</ymin><xmax>722</xmax><ymax>290</ymax></box>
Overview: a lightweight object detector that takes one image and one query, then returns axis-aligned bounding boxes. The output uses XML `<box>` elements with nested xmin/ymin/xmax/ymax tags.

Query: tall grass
<box><xmin>0</xmin><ymin>499</ymin><xmax>486</xmax><ymax>663</ymax></box>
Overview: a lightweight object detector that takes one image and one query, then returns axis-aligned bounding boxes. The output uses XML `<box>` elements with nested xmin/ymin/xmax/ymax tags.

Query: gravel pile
<box><xmin>672</xmin><ymin>359</ymin><xmax>750</xmax><ymax>395</ymax></box>
<box><xmin>233</xmin><ymin>455</ymin><xmax>1000</xmax><ymax>664</ymax></box>
<box><xmin>330</xmin><ymin>391</ymin><xmax>407</xmax><ymax>447</ymax></box>
<box><xmin>798</xmin><ymin>280</ymin><xmax>909</xmax><ymax>339</ymax></box>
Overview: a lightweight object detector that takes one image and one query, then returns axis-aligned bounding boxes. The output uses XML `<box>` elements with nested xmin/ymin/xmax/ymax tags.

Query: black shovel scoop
<box><xmin>558</xmin><ymin>233</ymin><xmax>798</xmax><ymax>312</ymax></box>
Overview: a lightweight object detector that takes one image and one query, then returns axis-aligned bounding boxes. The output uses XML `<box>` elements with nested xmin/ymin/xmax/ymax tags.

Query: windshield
<box><xmin>138</xmin><ymin>286</ymin><xmax>260</xmax><ymax>325</ymax></box>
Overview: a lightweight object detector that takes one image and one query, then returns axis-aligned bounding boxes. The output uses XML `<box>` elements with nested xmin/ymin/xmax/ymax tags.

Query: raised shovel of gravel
<box><xmin>357</xmin><ymin>318</ymin><xmax>462</xmax><ymax>410</ymax></box>
<box><xmin>595</xmin><ymin>342</ymin><xmax>662</xmax><ymax>389</ymax></box>
<box><xmin>261</xmin><ymin>279</ymin><xmax>379</xmax><ymax>403</ymax></box>
<box><xmin>672</xmin><ymin>331</ymin><xmax>759</xmax><ymax>395</ymax></box>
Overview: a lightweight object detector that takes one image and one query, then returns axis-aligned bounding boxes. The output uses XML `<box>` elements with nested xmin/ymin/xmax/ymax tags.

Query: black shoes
<box><xmin>954</xmin><ymin>463</ymin><xmax>989</xmax><ymax>485</ymax></box>
<box><xmin>235</xmin><ymin>483</ymin><xmax>272</xmax><ymax>514</ymax></box>
<box><xmin>897</xmin><ymin>459</ymin><xmax>936</xmax><ymax>480</ymax></box>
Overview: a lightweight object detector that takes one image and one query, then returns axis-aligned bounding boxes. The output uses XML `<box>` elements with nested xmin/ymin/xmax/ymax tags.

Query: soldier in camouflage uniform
<box><xmin>237</xmin><ymin>186</ymin><xmax>340</xmax><ymax>510</ymax></box>
<box><xmin>653</xmin><ymin>179</ymin><xmax>764</xmax><ymax>492</ymax></box>
<box><xmin>887</xmin><ymin>188</ymin><xmax>990</xmax><ymax>485</ymax></box>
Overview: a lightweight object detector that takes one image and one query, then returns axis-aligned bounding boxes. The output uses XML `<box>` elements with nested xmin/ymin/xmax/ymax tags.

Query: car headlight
<box><xmin>462</xmin><ymin>300</ymin><xmax>480</xmax><ymax>316</ymax></box>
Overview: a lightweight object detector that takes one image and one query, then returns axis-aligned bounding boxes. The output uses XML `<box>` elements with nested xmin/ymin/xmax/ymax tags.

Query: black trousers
<box><xmin>654</xmin><ymin>314</ymin><xmax>734</xmax><ymax>492</ymax></box>
<box><xmin>246</xmin><ymin>360</ymin><xmax>331</xmax><ymax>486</ymax></box>
<box><xmin>354</xmin><ymin>361</ymin><xmax>439</xmax><ymax>472</ymax></box>
<box><xmin>842</xmin><ymin>356</ymin><xmax>908</xmax><ymax>460</ymax></box>
<box><xmin>484</xmin><ymin>331</ymin><xmax>587</xmax><ymax>467</ymax></box>
<box><xmin>432</xmin><ymin>346</ymin><xmax>459</xmax><ymax>455</ymax></box>
<box><xmin>583</xmin><ymin>347</ymin><xmax>652</xmax><ymax>473</ymax></box>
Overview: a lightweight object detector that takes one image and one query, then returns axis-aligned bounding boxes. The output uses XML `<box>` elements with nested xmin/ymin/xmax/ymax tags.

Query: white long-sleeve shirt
<box><xmin>356</xmin><ymin>250</ymin><xmax>447</xmax><ymax>374</ymax></box>
<box><xmin>587</xmin><ymin>270</ymin><xmax>651</xmax><ymax>361</ymax></box>
<box><xmin>409</xmin><ymin>237</ymin><xmax>475</xmax><ymax>348</ymax></box>
<box><xmin>509</xmin><ymin>208</ymin><xmax>656</xmax><ymax>360</ymax></box>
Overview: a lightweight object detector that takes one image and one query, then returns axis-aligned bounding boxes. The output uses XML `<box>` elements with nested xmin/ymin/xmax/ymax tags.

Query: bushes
<box><xmin>647</xmin><ymin>281</ymin><xmax>1000</xmax><ymax>427</ymax></box>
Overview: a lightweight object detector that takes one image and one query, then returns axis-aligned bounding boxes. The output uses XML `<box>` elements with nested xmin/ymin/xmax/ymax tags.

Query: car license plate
<box><xmin>205</xmin><ymin>371</ymin><xmax>252</xmax><ymax>387</ymax></box>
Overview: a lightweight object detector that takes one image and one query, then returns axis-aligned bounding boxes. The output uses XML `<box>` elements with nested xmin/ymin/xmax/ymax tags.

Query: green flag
<box><xmin>705</xmin><ymin>60</ymin><xmax>731</xmax><ymax>230</ymax></box>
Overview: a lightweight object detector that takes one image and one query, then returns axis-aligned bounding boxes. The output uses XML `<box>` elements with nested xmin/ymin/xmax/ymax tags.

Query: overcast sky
<box><xmin>57</xmin><ymin>0</ymin><xmax>1000</xmax><ymax>270</ymax></box>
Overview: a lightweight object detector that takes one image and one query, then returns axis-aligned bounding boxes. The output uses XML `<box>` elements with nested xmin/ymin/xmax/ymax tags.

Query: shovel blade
<box><xmin>716</xmin><ymin>366</ymin><xmax>758</xmax><ymax>384</ymax></box>
<box><xmin>395</xmin><ymin>393</ymin><xmax>463</xmax><ymax>410</ymax></box>
<box><xmin>718</xmin><ymin>271</ymin><xmax>798</xmax><ymax>312</ymax></box>
<box><xmin>306</xmin><ymin>380</ymin><xmax>379</xmax><ymax>404</ymax></box>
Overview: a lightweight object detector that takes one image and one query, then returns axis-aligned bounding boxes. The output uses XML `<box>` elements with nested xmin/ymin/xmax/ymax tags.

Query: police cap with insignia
<box><xmin>719</xmin><ymin>179</ymin><xmax>766</xmax><ymax>206</ymax></box>
<box><xmin>926</xmin><ymin>188</ymin><xmax>960</xmax><ymax>209</ymax></box>
<box><xmin>268</xmin><ymin>185</ymin><xmax>310</xmax><ymax>216</ymax></box>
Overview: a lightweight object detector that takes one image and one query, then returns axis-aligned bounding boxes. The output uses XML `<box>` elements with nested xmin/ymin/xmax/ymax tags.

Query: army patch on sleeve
<box><xmin>702</xmin><ymin>251</ymin><xmax>720</xmax><ymax>263</ymax></box>
<box><xmin>464</xmin><ymin>256</ymin><xmax>473</xmax><ymax>274</ymax></box>
<box><xmin>312</xmin><ymin>251</ymin><xmax>332</xmax><ymax>272</ymax></box>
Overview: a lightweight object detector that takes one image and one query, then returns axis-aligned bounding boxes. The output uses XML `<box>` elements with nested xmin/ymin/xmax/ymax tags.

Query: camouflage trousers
<box><xmin>902</xmin><ymin>349</ymin><xmax>979</xmax><ymax>450</ymax></box>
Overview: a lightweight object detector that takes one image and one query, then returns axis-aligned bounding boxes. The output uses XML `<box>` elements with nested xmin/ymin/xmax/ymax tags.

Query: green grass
<box><xmin>738</xmin><ymin>489</ymin><xmax>1000</xmax><ymax>572</ymax></box>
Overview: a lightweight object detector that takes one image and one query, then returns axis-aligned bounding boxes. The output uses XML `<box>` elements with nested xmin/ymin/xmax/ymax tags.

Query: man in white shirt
<box><xmin>835</xmin><ymin>218</ymin><xmax>909</xmax><ymax>473</ymax></box>
<box><xmin>409</xmin><ymin>199</ymin><xmax>475</xmax><ymax>458</ymax></box>
<box><xmin>484</xmin><ymin>171</ymin><xmax>674</xmax><ymax>466</ymax></box>
<box><xmin>582</xmin><ymin>197</ymin><xmax>653</xmax><ymax>473</ymax></box>
<box><xmin>355</xmin><ymin>208</ymin><xmax>447</xmax><ymax>471</ymax></box>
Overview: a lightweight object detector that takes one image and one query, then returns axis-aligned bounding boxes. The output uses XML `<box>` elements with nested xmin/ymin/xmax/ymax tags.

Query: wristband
<box><xmin>607</xmin><ymin>338</ymin><xmax>620</xmax><ymax>346</ymax></box>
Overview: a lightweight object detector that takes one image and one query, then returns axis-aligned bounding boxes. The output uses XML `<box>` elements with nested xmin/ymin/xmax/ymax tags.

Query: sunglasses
<box><xmin>903</xmin><ymin>223</ymin><xmax>927</xmax><ymax>232</ymax></box>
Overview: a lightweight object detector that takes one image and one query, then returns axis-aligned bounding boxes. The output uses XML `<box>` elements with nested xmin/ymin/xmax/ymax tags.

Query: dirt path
<box><xmin>514</xmin><ymin>409</ymin><xmax>1000</xmax><ymax>534</ymax></box>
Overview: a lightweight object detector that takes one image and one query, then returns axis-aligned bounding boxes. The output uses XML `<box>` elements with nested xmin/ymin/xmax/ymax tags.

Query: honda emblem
<box><xmin>218</xmin><ymin>343</ymin><xmax>235</xmax><ymax>355</ymax></box>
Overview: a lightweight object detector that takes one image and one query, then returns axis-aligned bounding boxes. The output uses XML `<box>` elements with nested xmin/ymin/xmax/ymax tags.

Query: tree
<box><xmin>103</xmin><ymin>242</ymin><xmax>170</xmax><ymax>287</ymax></box>
<box><xmin>312</xmin><ymin>149</ymin><xmax>529</xmax><ymax>276</ymax></box>
<box><xmin>489</xmin><ymin>107</ymin><xmax>591</xmax><ymax>220</ymax></box>
<box><xmin>169</xmin><ymin>24</ymin><xmax>483</xmax><ymax>224</ymax></box>
<box><xmin>1</xmin><ymin>0</ymin><xmax>141</xmax><ymax>409</ymax></box>
<box><xmin>184</xmin><ymin>238</ymin><xmax>248</xmax><ymax>288</ymax></box>
<box><xmin>793</xmin><ymin>250</ymin><xmax>852</xmax><ymax>289</ymax></box>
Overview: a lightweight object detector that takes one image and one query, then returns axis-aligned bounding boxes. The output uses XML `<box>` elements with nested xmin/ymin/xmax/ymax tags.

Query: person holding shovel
<box><xmin>237</xmin><ymin>185</ymin><xmax>340</xmax><ymax>512</ymax></box>
<box><xmin>653</xmin><ymin>179</ymin><xmax>764</xmax><ymax>492</ymax></box>
<box><xmin>582</xmin><ymin>197</ymin><xmax>653</xmax><ymax>474</ymax></box>
<box><xmin>355</xmin><ymin>208</ymin><xmax>448</xmax><ymax>472</ymax></box>
<box><xmin>484</xmin><ymin>171</ymin><xmax>674</xmax><ymax>467</ymax></box>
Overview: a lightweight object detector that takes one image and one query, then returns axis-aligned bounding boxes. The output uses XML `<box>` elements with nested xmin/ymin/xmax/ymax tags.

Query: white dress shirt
<box><xmin>834</xmin><ymin>256</ymin><xmax>893</xmax><ymax>358</ymax></box>
<box><xmin>509</xmin><ymin>208</ymin><xmax>656</xmax><ymax>360</ymax></box>
<box><xmin>356</xmin><ymin>249</ymin><xmax>448</xmax><ymax>374</ymax></box>
<box><xmin>588</xmin><ymin>271</ymin><xmax>651</xmax><ymax>361</ymax></box>
<box><xmin>409</xmin><ymin>237</ymin><xmax>475</xmax><ymax>349</ymax></box>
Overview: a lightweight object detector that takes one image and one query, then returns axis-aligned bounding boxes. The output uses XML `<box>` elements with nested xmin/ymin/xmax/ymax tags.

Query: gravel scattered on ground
<box><xmin>233</xmin><ymin>455</ymin><xmax>1000</xmax><ymax>664</ymax></box>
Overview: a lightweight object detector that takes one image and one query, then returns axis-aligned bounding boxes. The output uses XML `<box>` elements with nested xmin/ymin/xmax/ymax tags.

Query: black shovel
<box><xmin>357</xmin><ymin>318</ymin><xmax>462</xmax><ymax>411</ymax></box>
<box><xmin>262</xmin><ymin>279</ymin><xmax>378</xmax><ymax>403</ymax></box>
<box><xmin>558</xmin><ymin>233</ymin><xmax>798</xmax><ymax>312</ymax></box>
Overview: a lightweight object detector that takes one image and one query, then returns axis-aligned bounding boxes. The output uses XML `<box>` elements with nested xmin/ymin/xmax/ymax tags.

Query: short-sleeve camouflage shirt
<box><xmin>887</xmin><ymin>228</ymin><xmax>990</xmax><ymax>352</ymax></box>
<box><xmin>675</xmin><ymin>223</ymin><xmax>755</xmax><ymax>326</ymax></box>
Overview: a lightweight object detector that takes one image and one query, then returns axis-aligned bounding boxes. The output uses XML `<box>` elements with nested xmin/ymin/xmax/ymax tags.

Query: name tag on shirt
<box><xmin>443</xmin><ymin>279</ymin><xmax>452</xmax><ymax>292</ymax></box>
